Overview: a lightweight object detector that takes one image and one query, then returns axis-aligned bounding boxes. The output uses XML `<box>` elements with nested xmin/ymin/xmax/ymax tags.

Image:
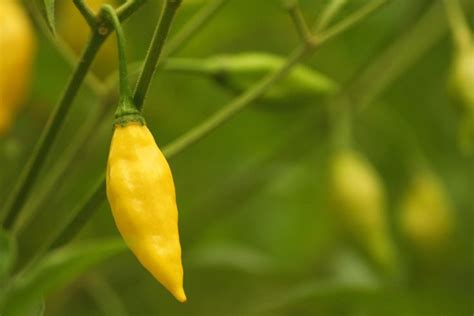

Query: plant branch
<box><xmin>164</xmin><ymin>0</ymin><xmax>230</xmax><ymax>56</ymax></box>
<box><xmin>49</xmin><ymin>181</ymin><xmax>106</xmax><ymax>249</ymax></box>
<box><xmin>133</xmin><ymin>0</ymin><xmax>183</xmax><ymax>109</ymax></box>
<box><xmin>349</xmin><ymin>0</ymin><xmax>450</xmax><ymax>110</ymax></box>
<box><xmin>284</xmin><ymin>0</ymin><xmax>315</xmax><ymax>45</ymax></box>
<box><xmin>23</xmin><ymin>0</ymin><xmax>105</xmax><ymax>95</ymax></box>
<box><xmin>11</xmin><ymin>0</ymin><xmax>226</xmax><ymax>245</ymax></box>
<box><xmin>313</xmin><ymin>0</ymin><xmax>347</xmax><ymax>33</ymax></box>
<box><xmin>73</xmin><ymin>0</ymin><xmax>97</xmax><ymax>28</ymax></box>
<box><xmin>102</xmin><ymin>5</ymin><xmax>133</xmax><ymax>100</ymax></box>
<box><xmin>315</xmin><ymin>0</ymin><xmax>389</xmax><ymax>43</ymax></box>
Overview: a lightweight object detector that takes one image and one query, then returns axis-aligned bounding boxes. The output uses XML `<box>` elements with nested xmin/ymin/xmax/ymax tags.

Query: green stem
<box><xmin>102</xmin><ymin>4</ymin><xmax>145</xmax><ymax>125</ymax></box>
<box><xmin>134</xmin><ymin>0</ymin><xmax>182</xmax><ymax>110</ymax></box>
<box><xmin>314</xmin><ymin>0</ymin><xmax>347</xmax><ymax>33</ymax></box>
<box><xmin>49</xmin><ymin>180</ymin><xmax>106</xmax><ymax>249</ymax></box>
<box><xmin>161</xmin><ymin>57</ymin><xmax>217</xmax><ymax>76</ymax></box>
<box><xmin>13</xmin><ymin>98</ymin><xmax>112</xmax><ymax>234</ymax></box>
<box><xmin>350</xmin><ymin>0</ymin><xmax>450</xmax><ymax>110</ymax></box>
<box><xmin>1</xmin><ymin>33</ymin><xmax>105</xmax><ymax>230</ymax></box>
<box><xmin>101</xmin><ymin>5</ymin><xmax>143</xmax><ymax>125</ymax></box>
<box><xmin>315</xmin><ymin>0</ymin><xmax>389</xmax><ymax>44</ymax></box>
<box><xmin>73</xmin><ymin>0</ymin><xmax>97</xmax><ymax>28</ymax></box>
<box><xmin>163</xmin><ymin>46</ymin><xmax>308</xmax><ymax>158</ymax></box>
<box><xmin>102</xmin><ymin>0</ymin><xmax>229</xmax><ymax>95</ymax></box>
<box><xmin>443</xmin><ymin>0</ymin><xmax>472</xmax><ymax>52</ymax></box>
<box><xmin>23</xmin><ymin>0</ymin><xmax>106</xmax><ymax>95</ymax></box>
<box><xmin>285</xmin><ymin>0</ymin><xmax>314</xmax><ymax>43</ymax></box>
<box><xmin>102</xmin><ymin>5</ymin><xmax>133</xmax><ymax>100</ymax></box>
<box><xmin>163</xmin><ymin>0</ymin><xmax>230</xmax><ymax>56</ymax></box>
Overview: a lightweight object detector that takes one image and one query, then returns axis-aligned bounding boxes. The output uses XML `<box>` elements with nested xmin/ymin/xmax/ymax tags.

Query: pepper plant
<box><xmin>0</xmin><ymin>0</ymin><xmax>473</xmax><ymax>315</ymax></box>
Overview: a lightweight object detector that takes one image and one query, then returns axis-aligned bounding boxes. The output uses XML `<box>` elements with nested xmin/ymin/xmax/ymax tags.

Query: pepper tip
<box><xmin>173</xmin><ymin>287</ymin><xmax>187</xmax><ymax>303</ymax></box>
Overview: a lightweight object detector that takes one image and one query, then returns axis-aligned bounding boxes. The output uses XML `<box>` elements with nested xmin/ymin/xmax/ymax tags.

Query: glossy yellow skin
<box><xmin>329</xmin><ymin>150</ymin><xmax>396</xmax><ymax>273</ymax></box>
<box><xmin>57</xmin><ymin>0</ymin><xmax>118</xmax><ymax>79</ymax></box>
<box><xmin>106</xmin><ymin>123</ymin><xmax>186</xmax><ymax>302</ymax></box>
<box><xmin>0</xmin><ymin>0</ymin><xmax>36</xmax><ymax>135</ymax></box>
<box><xmin>399</xmin><ymin>171</ymin><xmax>454</xmax><ymax>254</ymax></box>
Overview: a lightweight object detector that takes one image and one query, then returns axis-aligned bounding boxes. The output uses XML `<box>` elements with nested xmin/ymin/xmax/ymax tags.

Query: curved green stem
<box><xmin>134</xmin><ymin>0</ymin><xmax>182</xmax><ymax>110</ymax></box>
<box><xmin>101</xmin><ymin>5</ymin><xmax>142</xmax><ymax>124</ymax></box>
<box><xmin>102</xmin><ymin>5</ymin><xmax>133</xmax><ymax>100</ymax></box>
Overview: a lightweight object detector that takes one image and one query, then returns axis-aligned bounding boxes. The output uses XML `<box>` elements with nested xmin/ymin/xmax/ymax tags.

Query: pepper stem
<box><xmin>101</xmin><ymin>5</ymin><xmax>144</xmax><ymax>125</ymax></box>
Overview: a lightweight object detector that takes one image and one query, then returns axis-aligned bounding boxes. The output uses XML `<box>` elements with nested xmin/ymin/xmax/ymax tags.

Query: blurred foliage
<box><xmin>1</xmin><ymin>0</ymin><xmax>473</xmax><ymax>315</ymax></box>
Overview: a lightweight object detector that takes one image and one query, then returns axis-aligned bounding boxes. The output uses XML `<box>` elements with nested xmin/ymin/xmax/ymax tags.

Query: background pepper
<box><xmin>0</xmin><ymin>0</ymin><xmax>36</xmax><ymax>135</ymax></box>
<box><xmin>328</xmin><ymin>149</ymin><xmax>397</xmax><ymax>274</ymax></box>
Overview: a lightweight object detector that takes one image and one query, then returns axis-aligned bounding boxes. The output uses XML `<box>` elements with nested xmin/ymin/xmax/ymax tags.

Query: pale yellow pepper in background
<box><xmin>0</xmin><ymin>0</ymin><xmax>36</xmax><ymax>135</ymax></box>
<box><xmin>57</xmin><ymin>0</ymin><xmax>118</xmax><ymax>79</ymax></box>
<box><xmin>106</xmin><ymin>123</ymin><xmax>186</xmax><ymax>302</ymax></box>
<box><xmin>329</xmin><ymin>150</ymin><xmax>397</xmax><ymax>274</ymax></box>
<box><xmin>399</xmin><ymin>171</ymin><xmax>455</xmax><ymax>254</ymax></box>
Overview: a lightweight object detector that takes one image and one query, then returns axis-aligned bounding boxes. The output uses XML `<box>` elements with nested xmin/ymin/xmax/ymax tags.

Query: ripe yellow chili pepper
<box><xmin>106</xmin><ymin>122</ymin><xmax>186</xmax><ymax>302</ymax></box>
<box><xmin>0</xmin><ymin>0</ymin><xmax>35</xmax><ymax>135</ymax></box>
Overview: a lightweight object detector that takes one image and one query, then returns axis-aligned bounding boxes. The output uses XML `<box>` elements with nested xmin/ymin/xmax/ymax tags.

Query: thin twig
<box><xmin>284</xmin><ymin>0</ymin><xmax>315</xmax><ymax>46</ymax></box>
<box><xmin>133</xmin><ymin>0</ymin><xmax>183</xmax><ymax>109</ymax></box>
<box><xmin>313</xmin><ymin>0</ymin><xmax>347</xmax><ymax>33</ymax></box>
<box><xmin>73</xmin><ymin>0</ymin><xmax>97</xmax><ymax>28</ymax></box>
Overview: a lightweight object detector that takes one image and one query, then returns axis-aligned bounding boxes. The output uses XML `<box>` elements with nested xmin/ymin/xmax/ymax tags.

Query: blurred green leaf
<box><xmin>0</xmin><ymin>238</ymin><xmax>125</xmax><ymax>316</ymax></box>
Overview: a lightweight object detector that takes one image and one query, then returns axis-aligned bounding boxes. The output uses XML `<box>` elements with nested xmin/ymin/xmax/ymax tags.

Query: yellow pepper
<box><xmin>106</xmin><ymin>122</ymin><xmax>186</xmax><ymax>302</ymax></box>
<box><xmin>329</xmin><ymin>150</ymin><xmax>397</xmax><ymax>273</ymax></box>
<box><xmin>398</xmin><ymin>171</ymin><xmax>454</xmax><ymax>254</ymax></box>
<box><xmin>0</xmin><ymin>0</ymin><xmax>36</xmax><ymax>135</ymax></box>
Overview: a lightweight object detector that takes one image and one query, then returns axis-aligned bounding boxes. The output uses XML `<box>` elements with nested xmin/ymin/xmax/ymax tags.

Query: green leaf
<box><xmin>0</xmin><ymin>238</ymin><xmax>126</xmax><ymax>316</ymax></box>
<box><xmin>41</xmin><ymin>0</ymin><xmax>56</xmax><ymax>35</ymax></box>
<box><xmin>0</xmin><ymin>229</ymin><xmax>16</xmax><ymax>280</ymax></box>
